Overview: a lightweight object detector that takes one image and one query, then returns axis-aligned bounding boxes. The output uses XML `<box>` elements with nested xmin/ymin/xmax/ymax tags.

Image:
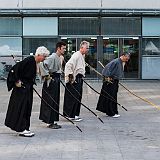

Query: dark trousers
<box><xmin>96</xmin><ymin>79</ymin><xmax>119</xmax><ymax>116</ymax></box>
<box><xmin>39</xmin><ymin>73</ymin><xmax>60</xmax><ymax>124</ymax></box>
<box><xmin>63</xmin><ymin>74</ymin><xmax>83</xmax><ymax>118</ymax></box>
<box><xmin>5</xmin><ymin>84</ymin><xmax>33</xmax><ymax>132</ymax></box>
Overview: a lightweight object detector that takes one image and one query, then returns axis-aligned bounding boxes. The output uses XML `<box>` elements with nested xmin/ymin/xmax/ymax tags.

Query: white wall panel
<box><xmin>142</xmin><ymin>57</ymin><xmax>160</xmax><ymax>79</ymax></box>
<box><xmin>102</xmin><ymin>0</ymin><xmax>160</xmax><ymax>9</ymax></box>
<box><xmin>142</xmin><ymin>18</ymin><xmax>160</xmax><ymax>36</ymax></box>
<box><xmin>0</xmin><ymin>0</ymin><xmax>23</xmax><ymax>8</ymax></box>
<box><xmin>23</xmin><ymin>17</ymin><xmax>58</xmax><ymax>36</ymax></box>
<box><xmin>0</xmin><ymin>0</ymin><xmax>160</xmax><ymax>9</ymax></box>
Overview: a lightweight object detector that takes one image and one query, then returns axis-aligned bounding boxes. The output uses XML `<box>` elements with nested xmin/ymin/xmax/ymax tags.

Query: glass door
<box><xmin>103</xmin><ymin>38</ymin><xmax>118</xmax><ymax>65</ymax></box>
<box><xmin>122</xmin><ymin>38</ymin><xmax>139</xmax><ymax>79</ymax></box>
<box><xmin>103</xmin><ymin>37</ymin><xmax>139</xmax><ymax>79</ymax></box>
<box><xmin>61</xmin><ymin>37</ymin><xmax>139</xmax><ymax>79</ymax></box>
<box><xmin>61</xmin><ymin>37</ymin><xmax>98</xmax><ymax>78</ymax></box>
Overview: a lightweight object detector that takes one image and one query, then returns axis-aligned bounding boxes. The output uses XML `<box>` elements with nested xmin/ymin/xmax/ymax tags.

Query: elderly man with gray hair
<box><xmin>63</xmin><ymin>40</ymin><xmax>90</xmax><ymax>122</ymax></box>
<box><xmin>96</xmin><ymin>52</ymin><xmax>130</xmax><ymax>118</ymax></box>
<box><xmin>5</xmin><ymin>46</ymin><xmax>49</xmax><ymax>137</ymax></box>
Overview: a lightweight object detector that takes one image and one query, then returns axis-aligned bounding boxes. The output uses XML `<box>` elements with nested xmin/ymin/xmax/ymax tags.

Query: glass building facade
<box><xmin>0</xmin><ymin>11</ymin><xmax>160</xmax><ymax>80</ymax></box>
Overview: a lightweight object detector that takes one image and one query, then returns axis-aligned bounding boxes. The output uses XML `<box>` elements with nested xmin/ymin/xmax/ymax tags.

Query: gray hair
<box><xmin>120</xmin><ymin>52</ymin><xmax>130</xmax><ymax>57</ymax></box>
<box><xmin>35</xmin><ymin>46</ymin><xmax>50</xmax><ymax>57</ymax></box>
<box><xmin>80</xmin><ymin>41</ymin><xmax>90</xmax><ymax>48</ymax></box>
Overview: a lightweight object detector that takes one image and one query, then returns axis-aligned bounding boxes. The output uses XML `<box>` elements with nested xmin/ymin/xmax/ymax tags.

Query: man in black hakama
<box><xmin>39</xmin><ymin>42</ymin><xmax>66</xmax><ymax>129</ymax></box>
<box><xmin>5</xmin><ymin>46</ymin><xmax>49</xmax><ymax>137</ymax></box>
<box><xmin>96</xmin><ymin>53</ymin><xmax>130</xmax><ymax>118</ymax></box>
<box><xmin>63</xmin><ymin>41</ymin><xmax>90</xmax><ymax>122</ymax></box>
<box><xmin>39</xmin><ymin>73</ymin><xmax>61</xmax><ymax>128</ymax></box>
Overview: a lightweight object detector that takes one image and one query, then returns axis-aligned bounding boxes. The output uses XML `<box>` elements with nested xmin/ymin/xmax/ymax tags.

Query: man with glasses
<box><xmin>39</xmin><ymin>41</ymin><xmax>66</xmax><ymax>129</ymax></box>
<box><xmin>63</xmin><ymin>41</ymin><xmax>90</xmax><ymax>122</ymax></box>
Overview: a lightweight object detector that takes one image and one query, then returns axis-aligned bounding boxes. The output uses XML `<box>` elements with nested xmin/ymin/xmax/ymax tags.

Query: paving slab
<box><xmin>0</xmin><ymin>80</ymin><xmax>160</xmax><ymax>160</ymax></box>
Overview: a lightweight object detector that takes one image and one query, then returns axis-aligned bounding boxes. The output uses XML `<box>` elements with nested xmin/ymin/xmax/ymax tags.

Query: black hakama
<box><xmin>5</xmin><ymin>56</ymin><xmax>36</xmax><ymax>132</ymax></box>
<box><xmin>63</xmin><ymin>74</ymin><xmax>83</xmax><ymax>118</ymax></box>
<box><xmin>96</xmin><ymin>80</ymin><xmax>119</xmax><ymax>116</ymax></box>
<box><xmin>39</xmin><ymin>73</ymin><xmax>60</xmax><ymax>123</ymax></box>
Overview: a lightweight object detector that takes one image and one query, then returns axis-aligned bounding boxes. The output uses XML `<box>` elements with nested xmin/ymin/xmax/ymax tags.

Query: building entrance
<box><xmin>103</xmin><ymin>37</ymin><xmax>139</xmax><ymax>79</ymax></box>
<box><xmin>61</xmin><ymin>37</ymin><xmax>139</xmax><ymax>79</ymax></box>
<box><xmin>61</xmin><ymin>37</ymin><xmax>98</xmax><ymax>78</ymax></box>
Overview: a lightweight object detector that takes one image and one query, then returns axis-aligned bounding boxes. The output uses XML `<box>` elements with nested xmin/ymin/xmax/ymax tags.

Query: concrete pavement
<box><xmin>0</xmin><ymin>80</ymin><xmax>160</xmax><ymax>160</ymax></box>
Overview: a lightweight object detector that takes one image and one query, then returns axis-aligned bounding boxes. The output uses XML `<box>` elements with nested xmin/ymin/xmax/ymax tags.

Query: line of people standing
<box><xmin>4</xmin><ymin>40</ymin><xmax>129</xmax><ymax>137</ymax></box>
<box><xmin>4</xmin><ymin>41</ymin><xmax>90</xmax><ymax>137</ymax></box>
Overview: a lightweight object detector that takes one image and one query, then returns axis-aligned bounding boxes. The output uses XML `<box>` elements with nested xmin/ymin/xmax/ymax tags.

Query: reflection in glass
<box><xmin>23</xmin><ymin>38</ymin><xmax>58</xmax><ymax>56</ymax></box>
<box><xmin>0</xmin><ymin>37</ymin><xmax>22</xmax><ymax>56</ymax></box>
<box><xmin>61</xmin><ymin>38</ymin><xmax>98</xmax><ymax>78</ymax></box>
<box><xmin>142</xmin><ymin>38</ymin><xmax>160</xmax><ymax>79</ymax></box>
<box><xmin>59</xmin><ymin>18</ymin><xmax>99</xmax><ymax>35</ymax></box>
<box><xmin>101</xmin><ymin>18</ymin><xmax>141</xmax><ymax>36</ymax></box>
<box><xmin>123</xmin><ymin>39</ymin><xmax>139</xmax><ymax>78</ymax></box>
<box><xmin>0</xmin><ymin>17</ymin><xmax>22</xmax><ymax>36</ymax></box>
<box><xmin>103</xmin><ymin>39</ymin><xmax>118</xmax><ymax>65</ymax></box>
<box><xmin>103</xmin><ymin>38</ymin><xmax>139</xmax><ymax>79</ymax></box>
<box><xmin>142</xmin><ymin>38</ymin><xmax>160</xmax><ymax>55</ymax></box>
<box><xmin>0</xmin><ymin>37</ymin><xmax>22</xmax><ymax>79</ymax></box>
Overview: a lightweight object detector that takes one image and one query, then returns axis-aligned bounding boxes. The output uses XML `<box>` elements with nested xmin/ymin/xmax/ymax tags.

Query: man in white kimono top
<box><xmin>63</xmin><ymin>41</ymin><xmax>90</xmax><ymax>122</ymax></box>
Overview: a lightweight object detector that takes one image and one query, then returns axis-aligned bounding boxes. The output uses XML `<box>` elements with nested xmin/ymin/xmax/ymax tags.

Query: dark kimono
<box><xmin>5</xmin><ymin>56</ymin><xmax>36</xmax><ymax>132</ymax></box>
<box><xmin>63</xmin><ymin>74</ymin><xmax>83</xmax><ymax>118</ymax></box>
<box><xmin>96</xmin><ymin>58</ymin><xmax>123</xmax><ymax>116</ymax></box>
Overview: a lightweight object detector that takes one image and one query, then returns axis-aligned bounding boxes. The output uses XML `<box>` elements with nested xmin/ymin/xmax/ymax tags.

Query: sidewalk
<box><xmin>0</xmin><ymin>80</ymin><xmax>160</xmax><ymax>160</ymax></box>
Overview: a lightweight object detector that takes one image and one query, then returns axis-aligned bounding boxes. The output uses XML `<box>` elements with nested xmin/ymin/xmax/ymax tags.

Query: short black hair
<box><xmin>56</xmin><ymin>41</ymin><xmax>66</xmax><ymax>50</ymax></box>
